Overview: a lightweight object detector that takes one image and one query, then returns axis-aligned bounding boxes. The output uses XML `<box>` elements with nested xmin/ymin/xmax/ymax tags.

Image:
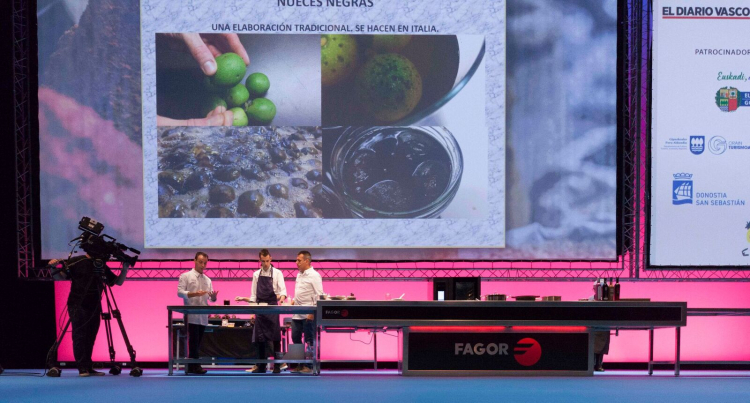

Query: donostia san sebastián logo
<box><xmin>672</xmin><ymin>173</ymin><xmax>693</xmax><ymax>205</ymax></box>
<box><xmin>671</xmin><ymin>172</ymin><xmax>746</xmax><ymax>207</ymax></box>
<box><xmin>716</xmin><ymin>87</ymin><xmax>750</xmax><ymax>112</ymax></box>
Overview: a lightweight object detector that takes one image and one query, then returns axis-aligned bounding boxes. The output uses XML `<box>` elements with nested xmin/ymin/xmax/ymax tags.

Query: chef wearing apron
<box><xmin>235</xmin><ymin>249</ymin><xmax>287</xmax><ymax>373</ymax></box>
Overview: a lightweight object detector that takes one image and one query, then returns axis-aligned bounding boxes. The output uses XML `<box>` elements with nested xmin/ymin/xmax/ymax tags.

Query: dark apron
<box><xmin>252</xmin><ymin>274</ymin><xmax>281</xmax><ymax>342</ymax></box>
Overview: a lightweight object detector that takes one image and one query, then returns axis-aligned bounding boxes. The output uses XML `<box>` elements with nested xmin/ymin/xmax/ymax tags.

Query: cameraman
<box><xmin>49</xmin><ymin>254</ymin><xmax>117</xmax><ymax>377</ymax></box>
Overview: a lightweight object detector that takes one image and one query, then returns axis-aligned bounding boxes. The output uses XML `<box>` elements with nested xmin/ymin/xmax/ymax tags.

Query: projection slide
<box><xmin>650</xmin><ymin>0</ymin><xmax>750</xmax><ymax>266</ymax></box>
<box><xmin>38</xmin><ymin>0</ymin><xmax>617</xmax><ymax>259</ymax></box>
<box><xmin>142</xmin><ymin>3</ymin><xmax>496</xmax><ymax>248</ymax></box>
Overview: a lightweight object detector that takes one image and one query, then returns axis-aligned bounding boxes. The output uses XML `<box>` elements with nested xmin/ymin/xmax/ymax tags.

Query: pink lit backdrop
<box><xmin>55</xmin><ymin>280</ymin><xmax>750</xmax><ymax>363</ymax></box>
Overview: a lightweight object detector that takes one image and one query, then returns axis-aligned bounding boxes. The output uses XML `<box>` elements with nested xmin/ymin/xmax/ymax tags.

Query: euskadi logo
<box><xmin>716</xmin><ymin>87</ymin><xmax>750</xmax><ymax>112</ymax></box>
<box><xmin>743</xmin><ymin>221</ymin><xmax>750</xmax><ymax>257</ymax></box>
<box><xmin>513</xmin><ymin>338</ymin><xmax>542</xmax><ymax>366</ymax></box>
<box><xmin>690</xmin><ymin>136</ymin><xmax>705</xmax><ymax>154</ymax></box>
<box><xmin>672</xmin><ymin>173</ymin><xmax>693</xmax><ymax>205</ymax></box>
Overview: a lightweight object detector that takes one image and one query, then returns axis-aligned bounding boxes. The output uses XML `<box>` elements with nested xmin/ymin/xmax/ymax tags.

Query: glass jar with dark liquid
<box><xmin>329</xmin><ymin>127</ymin><xmax>463</xmax><ymax>218</ymax></box>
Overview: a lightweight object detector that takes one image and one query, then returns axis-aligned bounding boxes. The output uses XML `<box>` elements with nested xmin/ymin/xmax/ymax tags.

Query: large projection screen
<box><xmin>37</xmin><ymin>0</ymin><xmax>618</xmax><ymax>261</ymax></box>
<box><xmin>650</xmin><ymin>0</ymin><xmax>750</xmax><ymax>267</ymax></box>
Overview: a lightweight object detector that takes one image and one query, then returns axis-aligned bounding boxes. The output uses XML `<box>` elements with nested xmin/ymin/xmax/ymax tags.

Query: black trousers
<box><xmin>187</xmin><ymin>324</ymin><xmax>206</xmax><ymax>369</ymax></box>
<box><xmin>291</xmin><ymin>319</ymin><xmax>314</xmax><ymax>345</ymax></box>
<box><xmin>256</xmin><ymin>341</ymin><xmax>282</xmax><ymax>370</ymax></box>
<box><xmin>69</xmin><ymin>305</ymin><xmax>101</xmax><ymax>372</ymax></box>
<box><xmin>291</xmin><ymin>319</ymin><xmax>314</xmax><ymax>368</ymax></box>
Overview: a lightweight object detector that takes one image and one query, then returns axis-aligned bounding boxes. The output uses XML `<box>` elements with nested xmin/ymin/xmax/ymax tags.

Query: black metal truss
<box><xmin>27</xmin><ymin>260</ymin><xmax>627</xmax><ymax>281</ymax></box>
<box><xmin>14</xmin><ymin>0</ymin><xmax>34</xmax><ymax>278</ymax></box>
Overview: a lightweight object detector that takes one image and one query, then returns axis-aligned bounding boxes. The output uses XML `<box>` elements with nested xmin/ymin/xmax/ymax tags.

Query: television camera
<box><xmin>51</xmin><ymin>217</ymin><xmax>141</xmax><ymax>286</ymax></box>
<box><xmin>77</xmin><ymin>216</ymin><xmax>141</xmax><ymax>267</ymax></box>
<box><xmin>46</xmin><ymin>217</ymin><xmax>143</xmax><ymax>377</ymax></box>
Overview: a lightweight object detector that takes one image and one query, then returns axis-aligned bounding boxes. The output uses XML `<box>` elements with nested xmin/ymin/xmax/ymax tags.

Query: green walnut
<box><xmin>246</xmin><ymin>98</ymin><xmax>276</xmax><ymax>125</ymax></box>
<box><xmin>202</xmin><ymin>95</ymin><xmax>227</xmax><ymax>116</ymax></box>
<box><xmin>230</xmin><ymin>107</ymin><xmax>248</xmax><ymax>126</ymax></box>
<box><xmin>245</xmin><ymin>72</ymin><xmax>270</xmax><ymax>97</ymax></box>
<box><xmin>321</xmin><ymin>34</ymin><xmax>358</xmax><ymax>86</ymax></box>
<box><xmin>226</xmin><ymin>83</ymin><xmax>250</xmax><ymax>108</ymax></box>
<box><xmin>211</xmin><ymin>52</ymin><xmax>247</xmax><ymax>87</ymax></box>
<box><xmin>355</xmin><ymin>53</ymin><xmax>423</xmax><ymax>122</ymax></box>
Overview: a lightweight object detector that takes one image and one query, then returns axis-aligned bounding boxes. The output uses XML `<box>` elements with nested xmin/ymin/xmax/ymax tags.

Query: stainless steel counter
<box><xmin>166</xmin><ymin>305</ymin><xmax>317</xmax><ymax>375</ymax></box>
<box><xmin>317</xmin><ymin>300</ymin><xmax>687</xmax><ymax>376</ymax></box>
<box><xmin>317</xmin><ymin>300</ymin><xmax>687</xmax><ymax>328</ymax></box>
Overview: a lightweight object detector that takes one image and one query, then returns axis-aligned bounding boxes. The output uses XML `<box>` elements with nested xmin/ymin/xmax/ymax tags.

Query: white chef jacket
<box><xmin>292</xmin><ymin>267</ymin><xmax>324</xmax><ymax>320</ymax></box>
<box><xmin>177</xmin><ymin>268</ymin><xmax>215</xmax><ymax>325</ymax></box>
<box><xmin>249</xmin><ymin>266</ymin><xmax>287</xmax><ymax>302</ymax></box>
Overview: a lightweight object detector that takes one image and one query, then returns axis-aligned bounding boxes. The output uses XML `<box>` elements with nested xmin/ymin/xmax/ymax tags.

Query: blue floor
<box><xmin>2</xmin><ymin>369</ymin><xmax>750</xmax><ymax>402</ymax></box>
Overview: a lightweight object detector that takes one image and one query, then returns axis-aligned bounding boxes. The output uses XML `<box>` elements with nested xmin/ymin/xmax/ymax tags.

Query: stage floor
<box><xmin>2</xmin><ymin>369</ymin><xmax>750</xmax><ymax>402</ymax></box>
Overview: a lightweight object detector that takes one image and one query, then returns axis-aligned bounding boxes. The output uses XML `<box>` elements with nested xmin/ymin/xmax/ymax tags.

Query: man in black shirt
<box><xmin>49</xmin><ymin>255</ymin><xmax>116</xmax><ymax>377</ymax></box>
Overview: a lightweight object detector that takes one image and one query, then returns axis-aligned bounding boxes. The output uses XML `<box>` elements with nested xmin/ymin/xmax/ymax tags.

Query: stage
<box><xmin>2</xmin><ymin>2</ymin><xmax>750</xmax><ymax>403</ymax></box>
<box><xmin>3</xmin><ymin>369</ymin><xmax>750</xmax><ymax>402</ymax></box>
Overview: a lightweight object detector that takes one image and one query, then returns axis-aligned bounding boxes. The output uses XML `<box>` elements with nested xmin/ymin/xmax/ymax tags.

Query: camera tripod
<box><xmin>47</xmin><ymin>283</ymin><xmax>142</xmax><ymax>377</ymax></box>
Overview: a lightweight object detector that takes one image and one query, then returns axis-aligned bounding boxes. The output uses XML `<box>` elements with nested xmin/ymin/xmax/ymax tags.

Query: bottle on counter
<box><xmin>595</xmin><ymin>278</ymin><xmax>602</xmax><ymax>301</ymax></box>
<box><xmin>614</xmin><ymin>277</ymin><xmax>621</xmax><ymax>301</ymax></box>
<box><xmin>602</xmin><ymin>279</ymin><xmax>609</xmax><ymax>301</ymax></box>
<box><xmin>608</xmin><ymin>278</ymin><xmax>615</xmax><ymax>301</ymax></box>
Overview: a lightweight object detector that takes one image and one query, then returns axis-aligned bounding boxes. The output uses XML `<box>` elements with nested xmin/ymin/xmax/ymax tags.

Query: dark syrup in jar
<box><xmin>342</xmin><ymin>127</ymin><xmax>452</xmax><ymax>214</ymax></box>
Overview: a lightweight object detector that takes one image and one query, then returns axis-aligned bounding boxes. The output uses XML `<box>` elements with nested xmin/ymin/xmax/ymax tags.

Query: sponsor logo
<box><xmin>660</xmin><ymin>137</ymin><xmax>688</xmax><ymax>151</ymax></box>
<box><xmin>672</xmin><ymin>173</ymin><xmax>693</xmax><ymax>205</ymax></box>
<box><xmin>325</xmin><ymin>308</ymin><xmax>349</xmax><ymax>317</ymax></box>
<box><xmin>672</xmin><ymin>173</ymin><xmax>746</xmax><ymax>207</ymax></box>
<box><xmin>690</xmin><ymin>136</ymin><xmax>705</xmax><ymax>154</ymax></box>
<box><xmin>453</xmin><ymin>337</ymin><xmax>545</xmax><ymax>366</ymax></box>
<box><xmin>709</xmin><ymin>136</ymin><xmax>727</xmax><ymax>154</ymax></box>
<box><xmin>717</xmin><ymin>71</ymin><xmax>747</xmax><ymax>82</ymax></box>
<box><xmin>662</xmin><ymin>6</ymin><xmax>750</xmax><ymax>18</ymax></box>
<box><xmin>514</xmin><ymin>338</ymin><xmax>542</xmax><ymax>366</ymax></box>
<box><xmin>743</xmin><ymin>221</ymin><xmax>750</xmax><ymax>257</ymax></box>
<box><xmin>728</xmin><ymin>140</ymin><xmax>750</xmax><ymax>150</ymax></box>
<box><xmin>454</xmin><ymin>342</ymin><xmax>509</xmax><ymax>356</ymax></box>
<box><xmin>716</xmin><ymin>87</ymin><xmax>750</xmax><ymax>112</ymax></box>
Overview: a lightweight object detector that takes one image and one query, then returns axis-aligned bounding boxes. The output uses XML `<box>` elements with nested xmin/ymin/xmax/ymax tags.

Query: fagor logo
<box><xmin>513</xmin><ymin>338</ymin><xmax>542</xmax><ymax>366</ymax></box>
<box><xmin>454</xmin><ymin>342</ymin><xmax>509</xmax><ymax>356</ymax></box>
<box><xmin>325</xmin><ymin>309</ymin><xmax>349</xmax><ymax>317</ymax></box>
